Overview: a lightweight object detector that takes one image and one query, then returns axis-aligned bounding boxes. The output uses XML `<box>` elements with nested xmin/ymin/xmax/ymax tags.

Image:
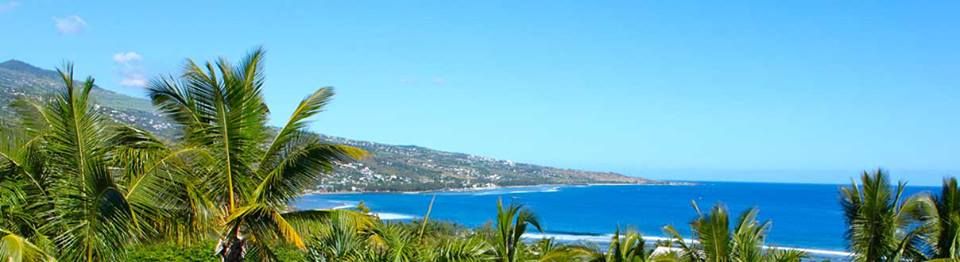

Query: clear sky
<box><xmin>1</xmin><ymin>1</ymin><xmax>957</xmax><ymax>185</ymax></box>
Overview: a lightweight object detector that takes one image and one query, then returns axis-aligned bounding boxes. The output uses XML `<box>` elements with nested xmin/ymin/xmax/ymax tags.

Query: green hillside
<box><xmin>0</xmin><ymin>59</ymin><xmax>653</xmax><ymax>192</ymax></box>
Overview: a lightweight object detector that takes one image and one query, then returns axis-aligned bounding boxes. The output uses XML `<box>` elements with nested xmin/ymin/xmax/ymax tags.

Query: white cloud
<box><xmin>112</xmin><ymin>51</ymin><xmax>147</xmax><ymax>88</ymax></box>
<box><xmin>113</xmin><ymin>52</ymin><xmax>142</xmax><ymax>64</ymax></box>
<box><xmin>53</xmin><ymin>15</ymin><xmax>87</xmax><ymax>34</ymax></box>
<box><xmin>0</xmin><ymin>1</ymin><xmax>19</xmax><ymax>13</ymax></box>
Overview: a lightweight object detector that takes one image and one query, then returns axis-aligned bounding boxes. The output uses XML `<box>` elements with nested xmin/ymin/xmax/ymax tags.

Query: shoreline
<box><xmin>292</xmin><ymin>207</ymin><xmax>852</xmax><ymax>258</ymax></box>
<box><xmin>523</xmin><ymin>232</ymin><xmax>851</xmax><ymax>258</ymax></box>
<box><xmin>298</xmin><ymin>184</ymin><xmax>850</xmax><ymax>257</ymax></box>
<box><xmin>304</xmin><ymin>181</ymin><xmax>695</xmax><ymax>195</ymax></box>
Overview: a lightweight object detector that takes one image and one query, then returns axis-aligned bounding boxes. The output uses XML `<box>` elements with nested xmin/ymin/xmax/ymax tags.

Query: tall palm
<box><xmin>0</xmin><ymin>65</ymin><xmax>170</xmax><ymax>261</ymax></box>
<box><xmin>664</xmin><ymin>202</ymin><xmax>805</xmax><ymax>262</ymax></box>
<box><xmin>147</xmin><ymin>48</ymin><xmax>365</xmax><ymax>261</ymax></box>
<box><xmin>840</xmin><ymin>169</ymin><xmax>930</xmax><ymax>261</ymax></box>
<box><xmin>493</xmin><ymin>198</ymin><xmax>543</xmax><ymax>262</ymax></box>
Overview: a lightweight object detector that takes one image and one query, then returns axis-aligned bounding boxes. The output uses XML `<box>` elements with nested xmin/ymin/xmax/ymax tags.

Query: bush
<box><xmin>126</xmin><ymin>241</ymin><xmax>305</xmax><ymax>261</ymax></box>
<box><xmin>126</xmin><ymin>242</ymin><xmax>217</xmax><ymax>262</ymax></box>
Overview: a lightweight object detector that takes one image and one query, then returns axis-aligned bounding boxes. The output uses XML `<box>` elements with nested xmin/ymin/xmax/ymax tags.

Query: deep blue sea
<box><xmin>293</xmin><ymin>182</ymin><xmax>937</xmax><ymax>253</ymax></box>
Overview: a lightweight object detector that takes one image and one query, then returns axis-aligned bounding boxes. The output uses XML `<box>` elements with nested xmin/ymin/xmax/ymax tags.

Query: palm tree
<box><xmin>664</xmin><ymin>202</ymin><xmax>738</xmax><ymax>262</ymax></box>
<box><xmin>892</xmin><ymin>177</ymin><xmax>960</xmax><ymax>260</ymax></box>
<box><xmin>664</xmin><ymin>202</ymin><xmax>805</xmax><ymax>262</ymax></box>
<box><xmin>601</xmin><ymin>228</ymin><xmax>652</xmax><ymax>262</ymax></box>
<box><xmin>0</xmin><ymin>65</ymin><xmax>173</xmax><ymax>261</ymax></box>
<box><xmin>840</xmin><ymin>169</ymin><xmax>930</xmax><ymax>261</ymax></box>
<box><xmin>929</xmin><ymin>177</ymin><xmax>960</xmax><ymax>259</ymax></box>
<box><xmin>691</xmin><ymin>203</ymin><xmax>733</xmax><ymax>262</ymax></box>
<box><xmin>492</xmin><ymin>198</ymin><xmax>543</xmax><ymax>262</ymax></box>
<box><xmin>146</xmin><ymin>48</ymin><xmax>365</xmax><ymax>261</ymax></box>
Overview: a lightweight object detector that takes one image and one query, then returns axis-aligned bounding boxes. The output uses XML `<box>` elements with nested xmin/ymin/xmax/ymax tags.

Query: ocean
<box><xmin>292</xmin><ymin>182</ymin><xmax>937</xmax><ymax>256</ymax></box>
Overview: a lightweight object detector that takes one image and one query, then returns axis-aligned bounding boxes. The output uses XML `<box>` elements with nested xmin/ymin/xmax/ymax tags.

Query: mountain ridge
<box><xmin>0</xmin><ymin>59</ymin><xmax>655</xmax><ymax>191</ymax></box>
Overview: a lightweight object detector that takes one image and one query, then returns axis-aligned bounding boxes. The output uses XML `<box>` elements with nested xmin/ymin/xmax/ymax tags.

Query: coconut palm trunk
<box><xmin>215</xmin><ymin>223</ymin><xmax>246</xmax><ymax>261</ymax></box>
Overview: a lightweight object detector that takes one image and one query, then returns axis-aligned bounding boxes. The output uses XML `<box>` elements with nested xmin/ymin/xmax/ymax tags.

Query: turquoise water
<box><xmin>293</xmin><ymin>182</ymin><xmax>936</xmax><ymax>252</ymax></box>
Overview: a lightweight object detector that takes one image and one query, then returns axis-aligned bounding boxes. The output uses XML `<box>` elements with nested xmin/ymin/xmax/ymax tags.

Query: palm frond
<box><xmin>731</xmin><ymin>207</ymin><xmax>768</xmax><ymax>261</ymax></box>
<box><xmin>763</xmin><ymin>248</ymin><xmax>806</xmax><ymax>262</ymax></box>
<box><xmin>258</xmin><ymin>87</ymin><xmax>335</xmax><ymax>171</ymax></box>
<box><xmin>841</xmin><ymin>169</ymin><xmax>930</xmax><ymax>261</ymax></box>
<box><xmin>252</xmin><ymin>134</ymin><xmax>362</xmax><ymax>206</ymax></box>
<box><xmin>0</xmin><ymin>230</ymin><xmax>55</xmax><ymax>262</ymax></box>
<box><xmin>662</xmin><ymin>225</ymin><xmax>702</xmax><ymax>262</ymax></box>
<box><xmin>44</xmin><ymin>64</ymin><xmax>137</xmax><ymax>261</ymax></box>
<box><xmin>694</xmin><ymin>203</ymin><xmax>731</xmax><ymax>262</ymax></box>
<box><xmin>146</xmin><ymin>48</ymin><xmax>365</xmax><ymax>260</ymax></box>
<box><xmin>494</xmin><ymin>198</ymin><xmax>542</xmax><ymax>262</ymax></box>
<box><xmin>422</xmin><ymin>235</ymin><xmax>494</xmax><ymax>262</ymax></box>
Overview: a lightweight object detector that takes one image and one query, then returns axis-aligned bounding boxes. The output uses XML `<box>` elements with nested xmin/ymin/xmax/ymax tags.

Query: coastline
<box><xmin>304</xmin><ymin>180</ymin><xmax>695</xmax><ymax>195</ymax></box>
<box><xmin>297</xmin><ymin>182</ymin><xmax>853</xmax><ymax>256</ymax></box>
<box><xmin>524</xmin><ymin>232</ymin><xmax>852</xmax><ymax>258</ymax></box>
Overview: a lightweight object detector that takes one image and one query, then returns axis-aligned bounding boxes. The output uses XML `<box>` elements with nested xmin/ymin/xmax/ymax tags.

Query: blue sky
<box><xmin>1</xmin><ymin>1</ymin><xmax>957</xmax><ymax>185</ymax></box>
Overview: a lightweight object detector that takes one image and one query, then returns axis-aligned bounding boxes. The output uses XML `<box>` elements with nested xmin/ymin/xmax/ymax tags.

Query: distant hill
<box><xmin>0</xmin><ymin>60</ymin><xmax>654</xmax><ymax>192</ymax></box>
<box><xmin>0</xmin><ymin>60</ymin><xmax>175</xmax><ymax>136</ymax></box>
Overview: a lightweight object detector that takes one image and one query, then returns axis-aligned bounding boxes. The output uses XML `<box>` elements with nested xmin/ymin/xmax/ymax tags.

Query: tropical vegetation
<box><xmin>662</xmin><ymin>202</ymin><xmax>806</xmax><ymax>262</ymax></box>
<box><xmin>0</xmin><ymin>50</ymin><xmax>366</xmax><ymax>261</ymax></box>
<box><xmin>0</xmin><ymin>50</ymin><xmax>956</xmax><ymax>261</ymax></box>
<box><xmin>840</xmin><ymin>170</ymin><xmax>960</xmax><ymax>262</ymax></box>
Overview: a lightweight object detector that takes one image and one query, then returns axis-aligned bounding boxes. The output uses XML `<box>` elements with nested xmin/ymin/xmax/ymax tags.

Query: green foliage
<box><xmin>0</xmin><ymin>64</ymin><xmax>166</xmax><ymax>261</ymax></box>
<box><xmin>301</xmin><ymin>209</ymin><xmax>495</xmax><ymax>262</ymax></box>
<box><xmin>840</xmin><ymin>171</ymin><xmax>960</xmax><ymax>261</ymax></box>
<box><xmin>663</xmin><ymin>202</ymin><xmax>805</xmax><ymax>262</ymax></box>
<box><xmin>126</xmin><ymin>242</ymin><xmax>217</xmax><ymax>262</ymax></box>
<box><xmin>840</xmin><ymin>169</ymin><xmax>930</xmax><ymax>261</ymax></box>
<box><xmin>493</xmin><ymin>198</ymin><xmax>543</xmax><ymax>262</ymax></box>
<box><xmin>533</xmin><ymin>238</ymin><xmax>597</xmax><ymax>262</ymax></box>
<box><xmin>923</xmin><ymin>177</ymin><xmax>960</xmax><ymax>259</ymax></box>
<box><xmin>146</xmin><ymin>48</ymin><xmax>366</xmax><ymax>260</ymax></box>
<box><xmin>126</xmin><ymin>241</ymin><xmax>304</xmax><ymax>262</ymax></box>
<box><xmin>0</xmin><ymin>230</ymin><xmax>55</xmax><ymax>262</ymax></box>
<box><xmin>0</xmin><ymin>52</ymin><xmax>364</xmax><ymax>261</ymax></box>
<box><xmin>605</xmin><ymin>228</ymin><xmax>650</xmax><ymax>262</ymax></box>
<box><xmin>2</xmin><ymin>56</ymin><xmax>960</xmax><ymax>262</ymax></box>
